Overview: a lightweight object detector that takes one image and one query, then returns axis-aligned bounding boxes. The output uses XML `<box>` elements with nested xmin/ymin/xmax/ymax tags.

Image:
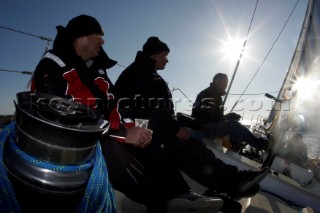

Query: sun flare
<box><xmin>292</xmin><ymin>77</ymin><xmax>320</xmax><ymax>100</ymax></box>
<box><xmin>221</xmin><ymin>38</ymin><xmax>245</xmax><ymax>62</ymax></box>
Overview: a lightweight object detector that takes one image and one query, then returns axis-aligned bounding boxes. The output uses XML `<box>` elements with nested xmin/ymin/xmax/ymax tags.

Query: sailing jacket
<box><xmin>115</xmin><ymin>51</ymin><xmax>180</xmax><ymax>136</ymax></box>
<box><xmin>191</xmin><ymin>84</ymin><xmax>224</xmax><ymax>123</ymax></box>
<box><xmin>31</xmin><ymin>47</ymin><xmax>122</xmax><ymax>134</ymax></box>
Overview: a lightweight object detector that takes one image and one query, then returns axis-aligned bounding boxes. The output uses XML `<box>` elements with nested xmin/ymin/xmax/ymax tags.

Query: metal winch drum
<box><xmin>4</xmin><ymin>92</ymin><xmax>109</xmax><ymax>212</ymax></box>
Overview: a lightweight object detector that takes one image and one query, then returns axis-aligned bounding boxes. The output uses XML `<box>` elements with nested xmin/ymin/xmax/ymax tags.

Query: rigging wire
<box><xmin>223</xmin><ymin>0</ymin><xmax>259</xmax><ymax>105</ymax></box>
<box><xmin>229</xmin><ymin>91</ymin><xmax>279</xmax><ymax>96</ymax></box>
<box><xmin>170</xmin><ymin>87</ymin><xmax>278</xmax><ymax>109</ymax></box>
<box><xmin>0</xmin><ymin>25</ymin><xmax>52</xmax><ymax>42</ymax></box>
<box><xmin>0</xmin><ymin>25</ymin><xmax>53</xmax><ymax>90</ymax></box>
<box><xmin>229</xmin><ymin>0</ymin><xmax>301</xmax><ymax>112</ymax></box>
<box><xmin>116</xmin><ymin>63</ymin><xmax>128</xmax><ymax>68</ymax></box>
<box><xmin>171</xmin><ymin>87</ymin><xmax>194</xmax><ymax>105</ymax></box>
<box><xmin>0</xmin><ymin>68</ymin><xmax>32</xmax><ymax>75</ymax></box>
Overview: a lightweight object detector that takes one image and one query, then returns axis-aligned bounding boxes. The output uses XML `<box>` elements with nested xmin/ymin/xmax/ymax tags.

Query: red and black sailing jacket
<box><xmin>31</xmin><ymin>48</ymin><xmax>123</xmax><ymax>136</ymax></box>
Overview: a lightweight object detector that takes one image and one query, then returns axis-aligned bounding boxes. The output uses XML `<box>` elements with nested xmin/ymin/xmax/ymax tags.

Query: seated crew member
<box><xmin>114</xmin><ymin>36</ymin><xmax>269</xmax><ymax>205</ymax></box>
<box><xmin>31</xmin><ymin>15</ymin><xmax>222</xmax><ymax>213</ymax></box>
<box><xmin>192</xmin><ymin>73</ymin><xmax>268</xmax><ymax>151</ymax></box>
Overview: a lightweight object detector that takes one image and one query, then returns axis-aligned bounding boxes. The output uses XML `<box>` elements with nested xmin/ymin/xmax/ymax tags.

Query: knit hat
<box><xmin>66</xmin><ymin>15</ymin><xmax>104</xmax><ymax>40</ymax></box>
<box><xmin>142</xmin><ymin>36</ymin><xmax>170</xmax><ymax>55</ymax></box>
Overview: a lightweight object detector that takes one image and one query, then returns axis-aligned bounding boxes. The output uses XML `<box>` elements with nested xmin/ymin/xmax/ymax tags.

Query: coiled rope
<box><xmin>0</xmin><ymin>122</ymin><xmax>117</xmax><ymax>213</ymax></box>
<box><xmin>0</xmin><ymin>122</ymin><xmax>21</xmax><ymax>213</ymax></box>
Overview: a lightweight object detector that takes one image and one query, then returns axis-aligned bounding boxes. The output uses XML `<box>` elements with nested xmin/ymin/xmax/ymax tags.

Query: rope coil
<box><xmin>0</xmin><ymin>122</ymin><xmax>117</xmax><ymax>213</ymax></box>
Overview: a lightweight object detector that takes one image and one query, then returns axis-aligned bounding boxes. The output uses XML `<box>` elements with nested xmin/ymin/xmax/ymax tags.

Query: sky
<box><xmin>0</xmin><ymin>0</ymin><xmax>308</xmax><ymax>124</ymax></box>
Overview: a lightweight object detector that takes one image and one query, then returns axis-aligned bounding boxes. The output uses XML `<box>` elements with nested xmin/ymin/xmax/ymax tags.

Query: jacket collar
<box><xmin>134</xmin><ymin>51</ymin><xmax>157</xmax><ymax>73</ymax></box>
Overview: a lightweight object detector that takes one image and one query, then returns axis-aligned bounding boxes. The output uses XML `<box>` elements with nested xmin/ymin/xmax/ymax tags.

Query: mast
<box><xmin>223</xmin><ymin>39</ymin><xmax>247</xmax><ymax>105</ymax></box>
<box><xmin>223</xmin><ymin>0</ymin><xmax>258</xmax><ymax>105</ymax></box>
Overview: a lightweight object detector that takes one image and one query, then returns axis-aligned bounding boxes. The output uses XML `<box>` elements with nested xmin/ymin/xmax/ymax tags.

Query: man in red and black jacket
<box><xmin>32</xmin><ymin>15</ymin><xmax>152</xmax><ymax>145</ymax></box>
<box><xmin>30</xmin><ymin>14</ymin><xmax>171</xmax><ymax>211</ymax></box>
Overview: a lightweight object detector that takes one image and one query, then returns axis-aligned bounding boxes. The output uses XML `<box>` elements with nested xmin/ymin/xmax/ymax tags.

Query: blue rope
<box><xmin>76</xmin><ymin>141</ymin><xmax>117</xmax><ymax>213</ymax></box>
<box><xmin>7</xmin><ymin>136</ymin><xmax>94</xmax><ymax>172</ymax></box>
<box><xmin>0</xmin><ymin>122</ymin><xmax>117</xmax><ymax>212</ymax></box>
<box><xmin>0</xmin><ymin>122</ymin><xmax>21</xmax><ymax>213</ymax></box>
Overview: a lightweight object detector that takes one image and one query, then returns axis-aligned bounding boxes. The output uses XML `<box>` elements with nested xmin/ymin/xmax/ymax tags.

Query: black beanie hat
<box><xmin>142</xmin><ymin>36</ymin><xmax>170</xmax><ymax>55</ymax></box>
<box><xmin>66</xmin><ymin>14</ymin><xmax>104</xmax><ymax>40</ymax></box>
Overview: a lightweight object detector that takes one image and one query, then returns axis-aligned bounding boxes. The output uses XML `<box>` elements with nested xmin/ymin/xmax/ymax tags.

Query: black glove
<box><xmin>224</xmin><ymin>112</ymin><xmax>241</xmax><ymax>121</ymax></box>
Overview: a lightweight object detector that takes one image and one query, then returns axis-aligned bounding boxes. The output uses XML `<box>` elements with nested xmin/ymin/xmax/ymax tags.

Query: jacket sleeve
<box><xmin>192</xmin><ymin>93</ymin><xmax>223</xmax><ymax>123</ymax></box>
<box><xmin>116</xmin><ymin>71</ymin><xmax>180</xmax><ymax>136</ymax></box>
<box><xmin>32</xmin><ymin>58</ymin><xmax>70</xmax><ymax>97</ymax></box>
<box><xmin>149</xmin><ymin>109</ymin><xmax>180</xmax><ymax>136</ymax></box>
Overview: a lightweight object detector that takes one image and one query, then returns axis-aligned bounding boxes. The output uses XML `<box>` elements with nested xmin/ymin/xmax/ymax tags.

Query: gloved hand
<box><xmin>224</xmin><ymin>112</ymin><xmax>241</xmax><ymax>121</ymax></box>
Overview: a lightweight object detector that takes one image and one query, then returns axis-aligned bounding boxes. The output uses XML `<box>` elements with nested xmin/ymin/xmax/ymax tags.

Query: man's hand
<box><xmin>175</xmin><ymin>127</ymin><xmax>190</xmax><ymax>141</ymax></box>
<box><xmin>125</xmin><ymin>127</ymin><xmax>153</xmax><ymax>148</ymax></box>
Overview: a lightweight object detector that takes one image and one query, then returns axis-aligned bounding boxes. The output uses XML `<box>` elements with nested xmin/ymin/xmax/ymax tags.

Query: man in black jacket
<box><xmin>115</xmin><ymin>36</ymin><xmax>269</xmax><ymax>209</ymax></box>
<box><xmin>192</xmin><ymin>73</ymin><xmax>268</xmax><ymax>150</ymax></box>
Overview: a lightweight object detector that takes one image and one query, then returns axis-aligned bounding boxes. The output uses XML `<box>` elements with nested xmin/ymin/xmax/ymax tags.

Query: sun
<box><xmin>221</xmin><ymin>37</ymin><xmax>245</xmax><ymax>63</ymax></box>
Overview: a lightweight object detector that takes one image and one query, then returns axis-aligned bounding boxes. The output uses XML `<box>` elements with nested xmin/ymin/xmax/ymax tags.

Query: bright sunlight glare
<box><xmin>292</xmin><ymin>77</ymin><xmax>320</xmax><ymax>100</ymax></box>
<box><xmin>221</xmin><ymin>38</ymin><xmax>245</xmax><ymax>62</ymax></box>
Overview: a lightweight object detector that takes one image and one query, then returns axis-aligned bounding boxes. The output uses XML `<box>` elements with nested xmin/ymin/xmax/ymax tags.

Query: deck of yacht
<box><xmin>114</xmin><ymin>185</ymin><xmax>303</xmax><ymax>213</ymax></box>
<box><xmin>114</xmin><ymin>138</ymin><xmax>319</xmax><ymax>213</ymax></box>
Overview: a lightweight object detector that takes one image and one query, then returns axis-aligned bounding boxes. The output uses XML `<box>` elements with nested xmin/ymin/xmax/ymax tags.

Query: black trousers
<box><xmin>162</xmin><ymin>134</ymin><xmax>240</xmax><ymax>193</ymax></box>
<box><xmin>100</xmin><ymin>133</ymin><xmax>240</xmax><ymax>211</ymax></box>
<box><xmin>100</xmin><ymin>135</ymin><xmax>190</xmax><ymax>212</ymax></box>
